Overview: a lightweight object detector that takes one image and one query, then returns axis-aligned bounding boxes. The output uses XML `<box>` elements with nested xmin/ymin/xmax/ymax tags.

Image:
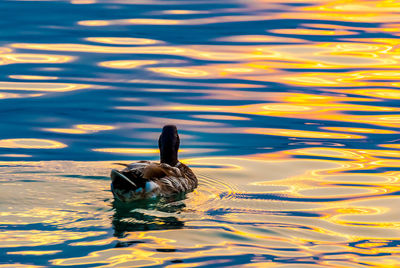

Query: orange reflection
<box><xmin>0</xmin><ymin>139</ymin><xmax>67</xmax><ymax>149</ymax></box>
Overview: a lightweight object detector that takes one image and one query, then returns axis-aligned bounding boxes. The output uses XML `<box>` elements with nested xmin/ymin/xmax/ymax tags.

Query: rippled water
<box><xmin>1</xmin><ymin>0</ymin><xmax>400</xmax><ymax>266</ymax></box>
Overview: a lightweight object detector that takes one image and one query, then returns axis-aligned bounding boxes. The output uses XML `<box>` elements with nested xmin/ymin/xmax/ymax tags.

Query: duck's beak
<box><xmin>110</xmin><ymin>169</ymin><xmax>137</xmax><ymax>188</ymax></box>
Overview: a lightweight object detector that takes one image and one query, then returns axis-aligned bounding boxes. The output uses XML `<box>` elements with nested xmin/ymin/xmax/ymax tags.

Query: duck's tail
<box><xmin>111</xmin><ymin>169</ymin><xmax>138</xmax><ymax>190</ymax></box>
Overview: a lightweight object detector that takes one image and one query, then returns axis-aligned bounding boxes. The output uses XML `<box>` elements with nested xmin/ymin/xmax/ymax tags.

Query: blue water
<box><xmin>1</xmin><ymin>0</ymin><xmax>400</xmax><ymax>267</ymax></box>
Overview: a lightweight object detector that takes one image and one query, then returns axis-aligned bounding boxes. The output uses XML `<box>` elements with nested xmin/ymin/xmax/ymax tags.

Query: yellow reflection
<box><xmin>380</xmin><ymin>144</ymin><xmax>400</xmax><ymax>149</ymax></box>
<box><xmin>52</xmin><ymin>247</ymin><xmax>158</xmax><ymax>266</ymax></box>
<box><xmin>70</xmin><ymin>237</ymin><xmax>115</xmax><ymax>246</ymax></box>
<box><xmin>0</xmin><ymin>82</ymin><xmax>90</xmax><ymax>92</ymax></box>
<box><xmin>282</xmin><ymin>0</ymin><xmax>400</xmax><ymax>23</ymax></box>
<box><xmin>79</xmin><ymin>20</ymin><xmax>109</xmax><ymax>26</ymax></box>
<box><xmin>288</xmin><ymin>147</ymin><xmax>364</xmax><ymax>160</ymax></box>
<box><xmin>9</xmin><ymin>75</ymin><xmax>58</xmax><ymax>80</ymax></box>
<box><xmin>216</xmin><ymin>35</ymin><xmax>306</xmax><ymax>43</ymax></box>
<box><xmin>262</xmin><ymin>104</ymin><xmax>311</xmax><ymax>112</ymax></box>
<box><xmin>321</xmin><ymin>127</ymin><xmax>398</xmax><ymax>134</ymax></box>
<box><xmin>7</xmin><ymin>250</ymin><xmax>61</xmax><ymax>255</ymax></box>
<box><xmin>191</xmin><ymin>114</ymin><xmax>250</xmax><ymax>121</ymax></box>
<box><xmin>44</xmin><ymin>124</ymin><xmax>115</xmax><ymax>134</ymax></box>
<box><xmin>282</xmin><ymin>68</ymin><xmax>400</xmax><ymax>87</ymax></box>
<box><xmin>86</xmin><ymin>37</ymin><xmax>163</xmax><ymax>45</ymax></box>
<box><xmin>77</xmin><ymin>15</ymin><xmax>281</xmax><ymax>27</ymax></box>
<box><xmin>245</xmin><ymin>128</ymin><xmax>365</xmax><ymax>139</ymax></box>
<box><xmin>0</xmin><ymin>230</ymin><xmax>105</xmax><ymax>248</ymax></box>
<box><xmin>93</xmin><ymin>148</ymin><xmax>217</xmax><ymax>154</ymax></box>
<box><xmin>79</xmin><ymin>18</ymin><xmax>179</xmax><ymax>26</ymax></box>
<box><xmin>270</xmin><ymin>28</ymin><xmax>355</xmax><ymax>35</ymax></box>
<box><xmin>117</xmin><ymin>91</ymin><xmax>400</xmax><ymax>131</ymax></box>
<box><xmin>0</xmin><ymin>47</ymin><xmax>13</xmax><ymax>54</ymax></box>
<box><xmin>0</xmin><ymin>154</ymin><xmax>32</xmax><ymax>157</ymax></box>
<box><xmin>162</xmin><ymin>10</ymin><xmax>208</xmax><ymax>15</ymax></box>
<box><xmin>341</xmin><ymin>89</ymin><xmax>400</xmax><ymax>99</ymax></box>
<box><xmin>71</xmin><ymin>0</ymin><xmax>96</xmax><ymax>3</ymax></box>
<box><xmin>149</xmin><ymin>67</ymin><xmax>209</xmax><ymax>77</ymax></box>
<box><xmin>0</xmin><ymin>92</ymin><xmax>44</xmax><ymax>99</ymax></box>
<box><xmin>0</xmin><ymin>265</ymin><xmax>45</xmax><ymax>268</ymax></box>
<box><xmin>0</xmin><ymin>53</ymin><xmax>74</xmax><ymax>65</ymax></box>
<box><xmin>99</xmin><ymin>60</ymin><xmax>157</xmax><ymax>69</ymax></box>
<box><xmin>0</xmin><ymin>139</ymin><xmax>67</xmax><ymax>149</ymax></box>
<box><xmin>93</xmin><ymin>148</ymin><xmax>159</xmax><ymax>154</ymax></box>
<box><xmin>11</xmin><ymin>43</ymin><xmax>186</xmax><ymax>55</ymax></box>
<box><xmin>8</xmin><ymin>39</ymin><xmax>399</xmax><ymax>73</ymax></box>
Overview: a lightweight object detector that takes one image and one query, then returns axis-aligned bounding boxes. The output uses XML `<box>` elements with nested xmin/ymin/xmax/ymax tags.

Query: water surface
<box><xmin>1</xmin><ymin>0</ymin><xmax>400</xmax><ymax>267</ymax></box>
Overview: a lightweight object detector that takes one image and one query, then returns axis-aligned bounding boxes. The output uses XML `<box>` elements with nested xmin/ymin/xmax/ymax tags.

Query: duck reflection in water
<box><xmin>111</xmin><ymin>195</ymin><xmax>187</xmax><ymax>238</ymax></box>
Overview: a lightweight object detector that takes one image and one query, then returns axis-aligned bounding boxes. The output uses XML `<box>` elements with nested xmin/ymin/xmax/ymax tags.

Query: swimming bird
<box><xmin>110</xmin><ymin>125</ymin><xmax>198</xmax><ymax>202</ymax></box>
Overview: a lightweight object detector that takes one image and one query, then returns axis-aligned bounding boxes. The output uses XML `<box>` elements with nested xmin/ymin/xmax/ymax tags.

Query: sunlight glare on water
<box><xmin>1</xmin><ymin>0</ymin><xmax>400</xmax><ymax>266</ymax></box>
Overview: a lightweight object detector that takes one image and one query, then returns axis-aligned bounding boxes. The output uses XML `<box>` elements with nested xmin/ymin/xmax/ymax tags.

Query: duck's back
<box><xmin>111</xmin><ymin>161</ymin><xmax>197</xmax><ymax>202</ymax></box>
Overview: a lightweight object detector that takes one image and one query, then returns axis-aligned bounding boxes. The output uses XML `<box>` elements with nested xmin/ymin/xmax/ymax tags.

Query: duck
<box><xmin>110</xmin><ymin>125</ymin><xmax>198</xmax><ymax>202</ymax></box>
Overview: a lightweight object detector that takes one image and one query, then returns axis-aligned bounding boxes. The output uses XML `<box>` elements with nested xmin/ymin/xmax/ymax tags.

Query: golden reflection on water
<box><xmin>0</xmin><ymin>155</ymin><xmax>399</xmax><ymax>266</ymax></box>
<box><xmin>0</xmin><ymin>82</ymin><xmax>91</xmax><ymax>92</ymax></box>
<box><xmin>4</xmin><ymin>0</ymin><xmax>400</xmax><ymax>266</ymax></box>
<box><xmin>0</xmin><ymin>139</ymin><xmax>66</xmax><ymax>149</ymax></box>
<box><xmin>3</xmin><ymin>154</ymin><xmax>394</xmax><ymax>266</ymax></box>
<box><xmin>0</xmin><ymin>53</ymin><xmax>74</xmax><ymax>65</ymax></box>
<box><xmin>9</xmin><ymin>75</ymin><xmax>58</xmax><ymax>80</ymax></box>
<box><xmin>86</xmin><ymin>37</ymin><xmax>163</xmax><ymax>45</ymax></box>
<box><xmin>99</xmin><ymin>60</ymin><xmax>159</xmax><ymax>69</ymax></box>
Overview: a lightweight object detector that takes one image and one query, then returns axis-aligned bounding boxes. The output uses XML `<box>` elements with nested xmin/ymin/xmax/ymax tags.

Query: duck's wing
<box><xmin>123</xmin><ymin>161</ymin><xmax>151</xmax><ymax>172</ymax></box>
<box><xmin>147</xmin><ymin>163</ymin><xmax>196</xmax><ymax>194</ymax></box>
<box><xmin>176</xmin><ymin>162</ymin><xmax>198</xmax><ymax>189</ymax></box>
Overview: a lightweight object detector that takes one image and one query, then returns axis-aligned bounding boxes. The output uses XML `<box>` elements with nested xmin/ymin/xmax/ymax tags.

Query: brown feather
<box><xmin>143</xmin><ymin>165</ymin><xmax>169</xmax><ymax>179</ymax></box>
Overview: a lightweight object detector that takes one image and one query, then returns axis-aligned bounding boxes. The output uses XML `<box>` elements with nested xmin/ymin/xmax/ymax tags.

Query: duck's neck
<box><xmin>159</xmin><ymin>125</ymin><xmax>180</xmax><ymax>166</ymax></box>
<box><xmin>160</xmin><ymin>150</ymin><xmax>178</xmax><ymax>166</ymax></box>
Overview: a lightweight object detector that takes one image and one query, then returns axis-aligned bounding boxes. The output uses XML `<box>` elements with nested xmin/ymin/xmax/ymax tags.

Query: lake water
<box><xmin>1</xmin><ymin>0</ymin><xmax>400</xmax><ymax>267</ymax></box>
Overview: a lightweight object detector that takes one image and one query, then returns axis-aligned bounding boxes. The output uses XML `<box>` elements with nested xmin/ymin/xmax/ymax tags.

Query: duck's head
<box><xmin>159</xmin><ymin>125</ymin><xmax>180</xmax><ymax>166</ymax></box>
